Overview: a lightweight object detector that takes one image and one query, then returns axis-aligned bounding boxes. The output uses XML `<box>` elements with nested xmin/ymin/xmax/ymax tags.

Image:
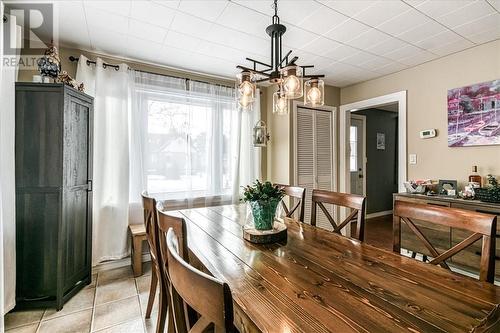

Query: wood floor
<box><xmin>364</xmin><ymin>214</ymin><xmax>393</xmax><ymax>251</ymax></box>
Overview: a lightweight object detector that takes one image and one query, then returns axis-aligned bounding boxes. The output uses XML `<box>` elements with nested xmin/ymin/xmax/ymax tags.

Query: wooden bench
<box><xmin>129</xmin><ymin>224</ymin><xmax>147</xmax><ymax>277</ymax></box>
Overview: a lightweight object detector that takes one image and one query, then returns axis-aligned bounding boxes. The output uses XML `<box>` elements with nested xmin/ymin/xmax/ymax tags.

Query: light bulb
<box><xmin>284</xmin><ymin>75</ymin><xmax>300</xmax><ymax>94</ymax></box>
<box><xmin>307</xmin><ymin>86</ymin><xmax>321</xmax><ymax>105</ymax></box>
<box><xmin>239</xmin><ymin>81</ymin><xmax>254</xmax><ymax>97</ymax></box>
<box><xmin>239</xmin><ymin>95</ymin><xmax>253</xmax><ymax>108</ymax></box>
<box><xmin>276</xmin><ymin>96</ymin><xmax>287</xmax><ymax>112</ymax></box>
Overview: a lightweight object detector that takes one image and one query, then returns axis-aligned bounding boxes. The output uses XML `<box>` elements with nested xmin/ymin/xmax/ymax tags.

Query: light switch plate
<box><xmin>409</xmin><ymin>154</ymin><xmax>417</xmax><ymax>165</ymax></box>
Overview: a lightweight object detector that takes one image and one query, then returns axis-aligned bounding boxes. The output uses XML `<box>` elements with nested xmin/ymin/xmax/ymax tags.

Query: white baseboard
<box><xmin>366</xmin><ymin>210</ymin><xmax>393</xmax><ymax>219</ymax></box>
<box><xmin>92</xmin><ymin>253</ymin><xmax>151</xmax><ymax>274</ymax></box>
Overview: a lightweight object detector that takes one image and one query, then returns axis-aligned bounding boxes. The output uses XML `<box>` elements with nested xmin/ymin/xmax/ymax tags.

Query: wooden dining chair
<box><xmin>310</xmin><ymin>189</ymin><xmax>367</xmax><ymax>241</ymax></box>
<box><xmin>275</xmin><ymin>184</ymin><xmax>306</xmax><ymax>222</ymax></box>
<box><xmin>156</xmin><ymin>202</ymin><xmax>191</xmax><ymax>333</ymax></box>
<box><xmin>141</xmin><ymin>191</ymin><xmax>167</xmax><ymax>332</ymax></box>
<box><xmin>166</xmin><ymin>228</ymin><xmax>236</xmax><ymax>333</ymax></box>
<box><xmin>393</xmin><ymin>200</ymin><xmax>497</xmax><ymax>283</ymax></box>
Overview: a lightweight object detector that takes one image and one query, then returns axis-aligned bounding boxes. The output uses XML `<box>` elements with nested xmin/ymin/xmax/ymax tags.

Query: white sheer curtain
<box><xmin>1</xmin><ymin>6</ymin><xmax>21</xmax><ymax>315</ymax></box>
<box><xmin>128</xmin><ymin>70</ymin><xmax>253</xmax><ymax>210</ymax></box>
<box><xmin>76</xmin><ymin>56</ymin><xmax>131</xmax><ymax>265</ymax></box>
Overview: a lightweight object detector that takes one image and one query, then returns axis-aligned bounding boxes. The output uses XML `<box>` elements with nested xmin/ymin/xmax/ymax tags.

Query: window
<box><xmin>132</xmin><ymin>76</ymin><xmax>238</xmax><ymax>200</ymax></box>
<box><xmin>350</xmin><ymin>125</ymin><xmax>357</xmax><ymax>172</ymax></box>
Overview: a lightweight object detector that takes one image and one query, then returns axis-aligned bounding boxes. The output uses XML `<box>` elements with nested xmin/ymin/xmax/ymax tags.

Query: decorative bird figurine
<box><xmin>37</xmin><ymin>43</ymin><xmax>61</xmax><ymax>79</ymax></box>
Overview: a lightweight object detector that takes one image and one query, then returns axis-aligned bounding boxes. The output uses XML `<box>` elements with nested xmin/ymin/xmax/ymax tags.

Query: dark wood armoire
<box><xmin>15</xmin><ymin>83</ymin><xmax>93</xmax><ymax>310</ymax></box>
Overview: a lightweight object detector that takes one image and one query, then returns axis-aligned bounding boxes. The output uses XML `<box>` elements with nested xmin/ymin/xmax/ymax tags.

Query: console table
<box><xmin>393</xmin><ymin>193</ymin><xmax>500</xmax><ymax>280</ymax></box>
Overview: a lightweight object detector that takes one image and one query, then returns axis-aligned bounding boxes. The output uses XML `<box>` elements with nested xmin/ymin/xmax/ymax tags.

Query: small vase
<box><xmin>249</xmin><ymin>199</ymin><xmax>279</xmax><ymax>230</ymax></box>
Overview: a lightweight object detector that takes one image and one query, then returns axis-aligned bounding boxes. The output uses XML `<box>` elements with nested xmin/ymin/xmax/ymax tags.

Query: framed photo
<box><xmin>448</xmin><ymin>79</ymin><xmax>500</xmax><ymax>147</ymax></box>
<box><xmin>376</xmin><ymin>133</ymin><xmax>385</xmax><ymax>150</ymax></box>
<box><xmin>438</xmin><ymin>180</ymin><xmax>458</xmax><ymax>197</ymax></box>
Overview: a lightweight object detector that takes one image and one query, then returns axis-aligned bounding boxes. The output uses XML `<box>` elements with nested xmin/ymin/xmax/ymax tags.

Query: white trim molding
<box><xmin>366</xmin><ymin>210</ymin><xmax>393</xmax><ymax>219</ymax></box>
<box><xmin>340</xmin><ymin>91</ymin><xmax>407</xmax><ymax>195</ymax></box>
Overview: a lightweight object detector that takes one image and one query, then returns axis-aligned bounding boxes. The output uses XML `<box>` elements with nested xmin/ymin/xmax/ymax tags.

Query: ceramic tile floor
<box><xmin>4</xmin><ymin>262</ymin><xmax>160</xmax><ymax>333</ymax></box>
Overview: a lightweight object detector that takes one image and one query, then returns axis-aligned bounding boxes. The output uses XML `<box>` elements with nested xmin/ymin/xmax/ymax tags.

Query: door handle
<box><xmin>358</xmin><ymin>174</ymin><xmax>363</xmax><ymax>179</ymax></box>
<box><xmin>87</xmin><ymin>180</ymin><xmax>93</xmax><ymax>191</ymax></box>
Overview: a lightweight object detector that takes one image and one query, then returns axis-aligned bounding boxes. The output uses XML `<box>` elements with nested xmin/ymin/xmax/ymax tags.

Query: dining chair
<box><xmin>393</xmin><ymin>200</ymin><xmax>497</xmax><ymax>283</ymax></box>
<box><xmin>141</xmin><ymin>191</ymin><xmax>167</xmax><ymax>332</ymax></box>
<box><xmin>310</xmin><ymin>189</ymin><xmax>367</xmax><ymax>241</ymax></box>
<box><xmin>275</xmin><ymin>184</ymin><xmax>306</xmax><ymax>222</ymax></box>
<box><xmin>166</xmin><ymin>228</ymin><xmax>236</xmax><ymax>333</ymax></box>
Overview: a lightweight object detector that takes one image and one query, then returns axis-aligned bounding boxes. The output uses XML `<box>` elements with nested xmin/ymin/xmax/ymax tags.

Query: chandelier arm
<box><xmin>245</xmin><ymin>57</ymin><xmax>272</xmax><ymax>68</ymax></box>
<box><xmin>282</xmin><ymin>55</ymin><xmax>298</xmax><ymax>68</ymax></box>
<box><xmin>236</xmin><ymin>65</ymin><xmax>272</xmax><ymax>77</ymax></box>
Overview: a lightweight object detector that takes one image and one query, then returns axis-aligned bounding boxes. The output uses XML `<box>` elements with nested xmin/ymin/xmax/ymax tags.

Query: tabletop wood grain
<box><xmin>171</xmin><ymin>204</ymin><xmax>500</xmax><ymax>333</ymax></box>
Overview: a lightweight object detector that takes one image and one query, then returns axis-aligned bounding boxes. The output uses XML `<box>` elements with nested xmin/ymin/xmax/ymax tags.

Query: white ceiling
<box><xmin>43</xmin><ymin>1</ymin><xmax>500</xmax><ymax>86</ymax></box>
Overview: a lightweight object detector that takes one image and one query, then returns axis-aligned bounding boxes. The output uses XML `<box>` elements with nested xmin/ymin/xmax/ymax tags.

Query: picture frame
<box><xmin>376</xmin><ymin>132</ymin><xmax>385</xmax><ymax>150</ymax></box>
<box><xmin>438</xmin><ymin>179</ymin><xmax>458</xmax><ymax>197</ymax></box>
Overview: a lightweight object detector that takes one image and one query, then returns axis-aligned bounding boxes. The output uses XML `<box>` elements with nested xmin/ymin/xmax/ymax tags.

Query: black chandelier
<box><xmin>236</xmin><ymin>0</ymin><xmax>325</xmax><ymax>114</ymax></box>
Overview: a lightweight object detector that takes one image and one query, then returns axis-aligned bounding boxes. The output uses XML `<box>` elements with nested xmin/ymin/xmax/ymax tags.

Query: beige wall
<box><xmin>264</xmin><ymin>84</ymin><xmax>341</xmax><ymax>184</ymax></box>
<box><xmin>341</xmin><ymin>40</ymin><xmax>500</xmax><ymax>187</ymax></box>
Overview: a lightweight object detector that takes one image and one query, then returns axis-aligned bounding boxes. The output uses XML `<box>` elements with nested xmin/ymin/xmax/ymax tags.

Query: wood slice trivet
<box><xmin>243</xmin><ymin>222</ymin><xmax>287</xmax><ymax>244</ymax></box>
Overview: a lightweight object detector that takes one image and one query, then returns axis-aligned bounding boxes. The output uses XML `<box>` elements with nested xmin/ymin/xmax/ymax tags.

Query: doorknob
<box><xmin>358</xmin><ymin>174</ymin><xmax>363</xmax><ymax>179</ymax></box>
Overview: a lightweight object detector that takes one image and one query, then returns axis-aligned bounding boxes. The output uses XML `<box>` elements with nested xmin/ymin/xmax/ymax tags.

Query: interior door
<box><xmin>296</xmin><ymin>106</ymin><xmax>334</xmax><ymax>229</ymax></box>
<box><xmin>350</xmin><ymin>115</ymin><xmax>365</xmax><ymax>196</ymax></box>
<box><xmin>63</xmin><ymin>92</ymin><xmax>93</xmax><ymax>292</ymax></box>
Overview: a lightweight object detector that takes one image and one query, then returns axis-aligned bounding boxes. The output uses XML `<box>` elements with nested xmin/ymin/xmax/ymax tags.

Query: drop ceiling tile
<box><xmin>415</xmin><ymin>30</ymin><xmax>462</xmax><ymax>50</ymax></box>
<box><xmin>129</xmin><ymin>1</ymin><xmax>176</xmax><ymax>29</ymax></box>
<box><xmin>89</xmin><ymin>26</ymin><xmax>128</xmax><ymax>55</ymax></box>
<box><xmin>277</xmin><ymin>1</ymin><xmax>323</xmax><ymax>25</ymax></box>
<box><xmin>347</xmin><ymin>28</ymin><xmax>390</xmax><ymax>49</ymax></box>
<box><xmin>412</xmin><ymin>0</ymin><xmax>474</xmax><ymax>19</ymax></box>
<box><xmin>56</xmin><ymin>2</ymin><xmax>91</xmax><ymax>49</ymax></box>
<box><xmin>428</xmin><ymin>38</ymin><xmax>474</xmax><ymax>56</ymax></box>
<box><xmin>300</xmin><ymin>37</ymin><xmax>342</xmax><ymax>56</ymax></box>
<box><xmin>437</xmin><ymin>1</ymin><xmax>495</xmax><ymax>28</ymax></box>
<box><xmin>297</xmin><ymin>6</ymin><xmax>349</xmax><ymax>33</ymax></box>
<box><xmin>357</xmin><ymin>56</ymin><xmax>393</xmax><ymax>70</ymax></box>
<box><xmin>340</xmin><ymin>51</ymin><xmax>375</xmax><ymax>65</ymax></box>
<box><xmin>398</xmin><ymin>50</ymin><xmax>437</xmax><ymax>66</ymax></box>
<box><xmin>128</xmin><ymin>19</ymin><xmax>168</xmax><ymax>44</ymax></box>
<box><xmin>396</xmin><ymin>20</ymin><xmax>446</xmax><ymax>43</ymax></box>
<box><xmin>374</xmin><ymin>61</ymin><xmax>408</xmax><ymax>75</ymax></box>
<box><xmin>85</xmin><ymin>0</ymin><xmax>131</xmax><ymax>17</ymax></box>
<box><xmin>325</xmin><ymin>44</ymin><xmax>359</xmax><ymax>61</ymax></box>
<box><xmin>283</xmin><ymin>26</ymin><xmax>318</xmax><ymax>49</ymax></box>
<box><xmin>204</xmin><ymin>25</ymin><xmax>270</xmax><ymax>58</ymax></box>
<box><xmin>453</xmin><ymin>13</ymin><xmax>500</xmax><ymax>40</ymax></box>
<box><xmin>324</xmin><ymin>19</ymin><xmax>371</xmax><ymax>43</ymax></box>
<box><xmin>366</xmin><ymin>37</ymin><xmax>410</xmax><ymax>56</ymax></box>
<box><xmin>467</xmin><ymin>27</ymin><xmax>500</xmax><ymax>44</ymax></box>
<box><xmin>126</xmin><ymin>36</ymin><xmax>163</xmax><ymax>63</ymax></box>
<box><xmin>170</xmin><ymin>12</ymin><xmax>214</xmax><ymax>39</ymax></box>
<box><xmin>177</xmin><ymin>0</ymin><xmax>228</xmax><ymax>22</ymax></box>
<box><xmin>217</xmin><ymin>2</ymin><xmax>270</xmax><ymax>39</ymax></box>
<box><xmin>197</xmin><ymin>41</ymin><xmax>249</xmax><ymax>63</ymax></box>
<box><xmin>152</xmin><ymin>1</ymin><xmax>180</xmax><ymax>10</ymax></box>
<box><xmin>377</xmin><ymin>10</ymin><xmax>431</xmax><ymax>36</ymax></box>
<box><xmin>84</xmin><ymin>6</ymin><xmax>129</xmax><ymax>34</ymax></box>
<box><xmin>487</xmin><ymin>0</ymin><xmax>500</xmax><ymax>12</ymax></box>
<box><xmin>384</xmin><ymin>44</ymin><xmax>422</xmax><ymax>61</ymax></box>
<box><xmin>320</xmin><ymin>0</ymin><xmax>378</xmax><ymax>17</ymax></box>
<box><xmin>164</xmin><ymin>30</ymin><xmax>201</xmax><ymax>51</ymax></box>
<box><xmin>354</xmin><ymin>0</ymin><xmax>412</xmax><ymax>27</ymax></box>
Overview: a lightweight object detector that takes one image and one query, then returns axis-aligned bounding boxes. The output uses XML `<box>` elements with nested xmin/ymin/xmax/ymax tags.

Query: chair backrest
<box><xmin>310</xmin><ymin>189</ymin><xmax>367</xmax><ymax>241</ymax></box>
<box><xmin>276</xmin><ymin>184</ymin><xmax>306</xmax><ymax>222</ymax></box>
<box><xmin>393</xmin><ymin>200</ymin><xmax>497</xmax><ymax>283</ymax></box>
<box><xmin>166</xmin><ymin>228</ymin><xmax>235</xmax><ymax>333</ymax></box>
<box><xmin>141</xmin><ymin>191</ymin><xmax>161</xmax><ymax>271</ymax></box>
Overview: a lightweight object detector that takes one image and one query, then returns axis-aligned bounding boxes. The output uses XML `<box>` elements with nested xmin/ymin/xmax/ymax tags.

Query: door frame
<box><xmin>350</xmin><ymin>114</ymin><xmax>366</xmax><ymax>196</ymax></box>
<box><xmin>340</xmin><ymin>91</ymin><xmax>407</xmax><ymax>196</ymax></box>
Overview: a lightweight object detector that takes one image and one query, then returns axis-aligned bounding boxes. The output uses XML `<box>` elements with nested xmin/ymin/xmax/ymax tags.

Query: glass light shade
<box><xmin>236</xmin><ymin>71</ymin><xmax>255</xmax><ymax>110</ymax></box>
<box><xmin>281</xmin><ymin>65</ymin><xmax>303</xmax><ymax>99</ymax></box>
<box><xmin>304</xmin><ymin>78</ymin><xmax>324</xmax><ymax>106</ymax></box>
<box><xmin>273</xmin><ymin>89</ymin><xmax>289</xmax><ymax>115</ymax></box>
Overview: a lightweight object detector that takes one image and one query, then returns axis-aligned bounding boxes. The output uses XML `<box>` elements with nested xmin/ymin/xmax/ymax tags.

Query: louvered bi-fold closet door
<box><xmin>296</xmin><ymin>107</ymin><xmax>334</xmax><ymax>230</ymax></box>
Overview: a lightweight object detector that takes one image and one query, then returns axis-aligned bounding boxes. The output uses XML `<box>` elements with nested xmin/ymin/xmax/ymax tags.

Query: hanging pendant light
<box><xmin>273</xmin><ymin>86</ymin><xmax>289</xmax><ymax>115</ymax></box>
<box><xmin>281</xmin><ymin>65</ymin><xmax>302</xmax><ymax>99</ymax></box>
<box><xmin>304</xmin><ymin>78</ymin><xmax>324</xmax><ymax>107</ymax></box>
<box><xmin>237</xmin><ymin>70</ymin><xmax>256</xmax><ymax>110</ymax></box>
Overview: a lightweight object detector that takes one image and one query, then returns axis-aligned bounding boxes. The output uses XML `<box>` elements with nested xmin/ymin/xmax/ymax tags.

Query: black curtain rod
<box><xmin>68</xmin><ymin>56</ymin><xmax>235</xmax><ymax>89</ymax></box>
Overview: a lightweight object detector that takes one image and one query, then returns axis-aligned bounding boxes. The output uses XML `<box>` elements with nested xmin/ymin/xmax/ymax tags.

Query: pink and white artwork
<box><xmin>448</xmin><ymin>79</ymin><xmax>500</xmax><ymax>147</ymax></box>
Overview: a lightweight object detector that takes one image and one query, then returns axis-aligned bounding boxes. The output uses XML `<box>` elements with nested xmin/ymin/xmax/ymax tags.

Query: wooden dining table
<box><xmin>169</xmin><ymin>204</ymin><xmax>500</xmax><ymax>333</ymax></box>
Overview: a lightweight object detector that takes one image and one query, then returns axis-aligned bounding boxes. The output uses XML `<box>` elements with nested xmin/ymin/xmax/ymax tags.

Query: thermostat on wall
<box><xmin>420</xmin><ymin>129</ymin><xmax>437</xmax><ymax>139</ymax></box>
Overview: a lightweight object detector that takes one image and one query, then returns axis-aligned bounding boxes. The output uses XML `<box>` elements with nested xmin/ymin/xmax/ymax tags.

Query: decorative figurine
<box><xmin>37</xmin><ymin>43</ymin><xmax>61</xmax><ymax>79</ymax></box>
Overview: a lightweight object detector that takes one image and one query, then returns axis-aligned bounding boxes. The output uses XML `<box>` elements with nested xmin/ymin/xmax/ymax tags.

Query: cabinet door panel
<box><xmin>297</xmin><ymin>108</ymin><xmax>314</xmax><ymax>225</ymax></box>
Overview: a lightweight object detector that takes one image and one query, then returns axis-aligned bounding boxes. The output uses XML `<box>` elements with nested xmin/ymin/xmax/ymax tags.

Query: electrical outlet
<box><xmin>409</xmin><ymin>154</ymin><xmax>417</xmax><ymax>165</ymax></box>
